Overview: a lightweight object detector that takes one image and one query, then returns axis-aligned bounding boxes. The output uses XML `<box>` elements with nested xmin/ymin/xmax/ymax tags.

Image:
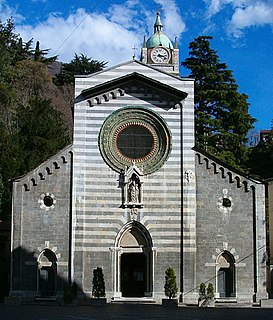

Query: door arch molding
<box><xmin>216</xmin><ymin>251</ymin><xmax>236</xmax><ymax>298</ymax></box>
<box><xmin>37</xmin><ymin>249</ymin><xmax>57</xmax><ymax>297</ymax></box>
<box><xmin>113</xmin><ymin>221</ymin><xmax>154</xmax><ymax>298</ymax></box>
<box><xmin>115</xmin><ymin>221</ymin><xmax>153</xmax><ymax>248</ymax></box>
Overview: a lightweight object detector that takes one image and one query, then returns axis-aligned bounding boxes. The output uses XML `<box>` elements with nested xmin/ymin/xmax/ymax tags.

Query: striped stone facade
<box><xmin>72</xmin><ymin>61</ymin><xmax>195</xmax><ymax>301</ymax></box>
<box><xmin>10</xmin><ymin>60</ymin><xmax>268</xmax><ymax>304</ymax></box>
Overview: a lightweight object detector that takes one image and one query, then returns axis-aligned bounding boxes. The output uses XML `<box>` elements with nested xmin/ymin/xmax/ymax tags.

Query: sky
<box><xmin>1</xmin><ymin>0</ymin><xmax>273</xmax><ymax>132</ymax></box>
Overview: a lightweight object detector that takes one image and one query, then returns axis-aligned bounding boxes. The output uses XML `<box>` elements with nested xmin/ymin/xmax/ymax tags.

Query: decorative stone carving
<box><xmin>122</xmin><ymin>163</ymin><xmax>144</xmax><ymax>220</ymax></box>
<box><xmin>185</xmin><ymin>169</ymin><xmax>194</xmax><ymax>184</ymax></box>
<box><xmin>128</xmin><ymin>174</ymin><xmax>141</xmax><ymax>203</ymax></box>
<box><xmin>130</xmin><ymin>207</ymin><xmax>138</xmax><ymax>221</ymax></box>
<box><xmin>217</xmin><ymin>189</ymin><xmax>233</xmax><ymax>214</ymax></box>
<box><xmin>99</xmin><ymin>106</ymin><xmax>172</xmax><ymax>175</ymax></box>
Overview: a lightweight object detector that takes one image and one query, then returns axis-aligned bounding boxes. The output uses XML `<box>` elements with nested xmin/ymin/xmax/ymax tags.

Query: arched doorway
<box><xmin>37</xmin><ymin>249</ymin><xmax>57</xmax><ymax>297</ymax></box>
<box><xmin>217</xmin><ymin>251</ymin><xmax>236</xmax><ymax>298</ymax></box>
<box><xmin>115</xmin><ymin>222</ymin><xmax>153</xmax><ymax>298</ymax></box>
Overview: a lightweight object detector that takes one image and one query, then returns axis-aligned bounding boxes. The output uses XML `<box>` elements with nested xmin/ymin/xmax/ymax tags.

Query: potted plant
<box><xmin>162</xmin><ymin>267</ymin><xmax>178</xmax><ymax>306</ymax></box>
<box><xmin>91</xmin><ymin>267</ymin><xmax>106</xmax><ymax>305</ymax></box>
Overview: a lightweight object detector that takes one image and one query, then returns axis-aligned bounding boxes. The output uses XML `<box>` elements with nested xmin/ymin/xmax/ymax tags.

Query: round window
<box><xmin>38</xmin><ymin>193</ymin><xmax>56</xmax><ymax>211</ymax></box>
<box><xmin>43</xmin><ymin>195</ymin><xmax>54</xmax><ymax>207</ymax></box>
<box><xmin>116</xmin><ymin>124</ymin><xmax>154</xmax><ymax>160</ymax></box>
<box><xmin>99</xmin><ymin>107</ymin><xmax>171</xmax><ymax>175</ymax></box>
<box><xmin>222</xmin><ymin>198</ymin><xmax>232</xmax><ymax>208</ymax></box>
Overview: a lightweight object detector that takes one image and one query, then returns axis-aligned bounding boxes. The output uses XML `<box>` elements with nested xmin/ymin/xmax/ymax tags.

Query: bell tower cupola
<box><xmin>141</xmin><ymin>12</ymin><xmax>179</xmax><ymax>75</ymax></box>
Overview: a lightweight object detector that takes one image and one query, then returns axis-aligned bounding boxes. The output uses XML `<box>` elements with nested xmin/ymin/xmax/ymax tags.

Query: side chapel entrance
<box><xmin>37</xmin><ymin>249</ymin><xmax>57</xmax><ymax>297</ymax></box>
<box><xmin>217</xmin><ymin>251</ymin><xmax>236</xmax><ymax>298</ymax></box>
<box><xmin>116</xmin><ymin>222</ymin><xmax>153</xmax><ymax>298</ymax></box>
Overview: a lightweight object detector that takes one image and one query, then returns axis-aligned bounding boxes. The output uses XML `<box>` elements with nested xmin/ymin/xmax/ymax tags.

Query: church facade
<box><xmin>10</xmin><ymin>13</ymin><xmax>268</xmax><ymax>304</ymax></box>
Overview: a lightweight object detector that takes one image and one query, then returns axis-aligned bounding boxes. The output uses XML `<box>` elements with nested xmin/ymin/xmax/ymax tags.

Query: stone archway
<box><xmin>37</xmin><ymin>249</ymin><xmax>57</xmax><ymax>297</ymax></box>
<box><xmin>114</xmin><ymin>221</ymin><xmax>153</xmax><ymax>299</ymax></box>
<box><xmin>216</xmin><ymin>251</ymin><xmax>236</xmax><ymax>298</ymax></box>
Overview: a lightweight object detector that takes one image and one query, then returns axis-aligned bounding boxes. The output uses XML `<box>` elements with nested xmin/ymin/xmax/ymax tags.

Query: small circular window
<box><xmin>222</xmin><ymin>198</ymin><xmax>231</xmax><ymax>208</ymax></box>
<box><xmin>38</xmin><ymin>193</ymin><xmax>56</xmax><ymax>211</ymax></box>
<box><xmin>99</xmin><ymin>107</ymin><xmax>171</xmax><ymax>175</ymax></box>
<box><xmin>217</xmin><ymin>189</ymin><xmax>233</xmax><ymax>214</ymax></box>
<box><xmin>43</xmin><ymin>195</ymin><xmax>54</xmax><ymax>207</ymax></box>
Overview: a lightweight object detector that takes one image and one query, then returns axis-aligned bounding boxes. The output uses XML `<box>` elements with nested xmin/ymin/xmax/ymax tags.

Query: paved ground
<box><xmin>1</xmin><ymin>304</ymin><xmax>273</xmax><ymax>320</ymax></box>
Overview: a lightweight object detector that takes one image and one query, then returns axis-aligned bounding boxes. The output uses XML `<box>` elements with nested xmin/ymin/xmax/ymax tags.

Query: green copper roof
<box><xmin>146</xmin><ymin>32</ymin><xmax>173</xmax><ymax>49</ymax></box>
<box><xmin>146</xmin><ymin>12</ymin><xmax>173</xmax><ymax>49</ymax></box>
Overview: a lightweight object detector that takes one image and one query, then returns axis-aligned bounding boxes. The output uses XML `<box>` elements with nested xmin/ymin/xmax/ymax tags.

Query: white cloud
<box><xmin>17</xmin><ymin>8</ymin><xmax>141</xmax><ymax>65</ymax></box>
<box><xmin>8</xmin><ymin>0</ymin><xmax>185</xmax><ymax>65</ymax></box>
<box><xmin>228</xmin><ymin>2</ymin><xmax>273</xmax><ymax>36</ymax></box>
<box><xmin>204</xmin><ymin>0</ymin><xmax>273</xmax><ymax>37</ymax></box>
<box><xmin>0</xmin><ymin>0</ymin><xmax>24</xmax><ymax>23</ymax></box>
<box><xmin>153</xmin><ymin>0</ymin><xmax>186</xmax><ymax>39</ymax></box>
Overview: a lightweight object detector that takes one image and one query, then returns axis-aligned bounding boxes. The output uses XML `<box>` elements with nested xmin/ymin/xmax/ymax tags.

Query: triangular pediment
<box><xmin>76</xmin><ymin>70</ymin><xmax>188</xmax><ymax>109</ymax></box>
<box><xmin>81</xmin><ymin>72</ymin><xmax>187</xmax><ymax>100</ymax></box>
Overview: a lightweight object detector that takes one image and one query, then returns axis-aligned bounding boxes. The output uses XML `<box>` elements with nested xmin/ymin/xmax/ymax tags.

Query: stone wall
<box><xmin>194</xmin><ymin>151</ymin><xmax>267</xmax><ymax>303</ymax></box>
<box><xmin>11</xmin><ymin>146</ymin><xmax>72</xmax><ymax>297</ymax></box>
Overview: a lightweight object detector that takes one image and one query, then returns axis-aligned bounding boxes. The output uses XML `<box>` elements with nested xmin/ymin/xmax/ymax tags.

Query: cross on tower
<box><xmin>132</xmin><ymin>45</ymin><xmax>138</xmax><ymax>60</ymax></box>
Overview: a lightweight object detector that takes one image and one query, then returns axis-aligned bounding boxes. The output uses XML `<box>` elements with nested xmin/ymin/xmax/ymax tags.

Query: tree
<box><xmin>0</xmin><ymin>97</ymin><xmax>70</xmax><ymax>219</ymax></box>
<box><xmin>164</xmin><ymin>267</ymin><xmax>178</xmax><ymax>299</ymax></box>
<box><xmin>54</xmin><ymin>54</ymin><xmax>107</xmax><ymax>131</ymax></box>
<box><xmin>182</xmin><ymin>36</ymin><xmax>255</xmax><ymax>169</ymax></box>
<box><xmin>55</xmin><ymin>53</ymin><xmax>107</xmax><ymax>86</ymax></box>
<box><xmin>32</xmin><ymin>40</ymin><xmax>58</xmax><ymax>64</ymax></box>
<box><xmin>247</xmin><ymin>128</ymin><xmax>273</xmax><ymax>179</ymax></box>
<box><xmin>92</xmin><ymin>267</ymin><xmax>105</xmax><ymax>298</ymax></box>
<box><xmin>0</xmin><ymin>19</ymin><xmax>72</xmax><ymax>222</ymax></box>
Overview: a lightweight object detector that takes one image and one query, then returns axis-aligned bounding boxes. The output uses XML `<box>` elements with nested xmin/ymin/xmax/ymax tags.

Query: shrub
<box><xmin>206</xmin><ymin>283</ymin><xmax>214</xmax><ymax>300</ymax></box>
<box><xmin>164</xmin><ymin>267</ymin><xmax>178</xmax><ymax>299</ymax></box>
<box><xmin>198</xmin><ymin>282</ymin><xmax>215</xmax><ymax>305</ymax></box>
<box><xmin>199</xmin><ymin>282</ymin><xmax>206</xmax><ymax>300</ymax></box>
<box><xmin>92</xmin><ymin>267</ymin><xmax>105</xmax><ymax>299</ymax></box>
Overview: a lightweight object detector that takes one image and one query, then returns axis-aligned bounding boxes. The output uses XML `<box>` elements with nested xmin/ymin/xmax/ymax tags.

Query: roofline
<box><xmin>75</xmin><ymin>59</ymin><xmax>194</xmax><ymax>82</ymax></box>
<box><xmin>11</xmin><ymin>144</ymin><xmax>73</xmax><ymax>182</ymax></box>
<box><xmin>193</xmin><ymin>146</ymin><xmax>266</xmax><ymax>184</ymax></box>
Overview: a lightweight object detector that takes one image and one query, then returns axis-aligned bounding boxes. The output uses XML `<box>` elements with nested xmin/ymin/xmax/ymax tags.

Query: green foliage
<box><xmin>199</xmin><ymin>282</ymin><xmax>206</xmax><ymax>300</ymax></box>
<box><xmin>247</xmin><ymin>129</ymin><xmax>273</xmax><ymax>179</ymax></box>
<box><xmin>16</xmin><ymin>98</ymin><xmax>69</xmax><ymax>171</ymax></box>
<box><xmin>32</xmin><ymin>40</ymin><xmax>58</xmax><ymax>64</ymax></box>
<box><xmin>206</xmin><ymin>283</ymin><xmax>214</xmax><ymax>300</ymax></box>
<box><xmin>92</xmin><ymin>267</ymin><xmax>106</xmax><ymax>299</ymax></box>
<box><xmin>182</xmin><ymin>36</ymin><xmax>255</xmax><ymax>170</ymax></box>
<box><xmin>199</xmin><ymin>282</ymin><xmax>214</xmax><ymax>303</ymax></box>
<box><xmin>164</xmin><ymin>267</ymin><xmax>178</xmax><ymax>299</ymax></box>
<box><xmin>0</xmin><ymin>19</ymin><xmax>74</xmax><ymax>220</ymax></box>
<box><xmin>55</xmin><ymin>53</ymin><xmax>107</xmax><ymax>86</ymax></box>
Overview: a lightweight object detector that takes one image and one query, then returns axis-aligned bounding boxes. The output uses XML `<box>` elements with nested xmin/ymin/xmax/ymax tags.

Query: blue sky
<box><xmin>1</xmin><ymin>0</ymin><xmax>273</xmax><ymax>132</ymax></box>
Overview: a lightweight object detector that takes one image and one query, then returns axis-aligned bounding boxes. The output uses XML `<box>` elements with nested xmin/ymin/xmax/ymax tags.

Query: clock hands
<box><xmin>157</xmin><ymin>53</ymin><xmax>167</xmax><ymax>58</ymax></box>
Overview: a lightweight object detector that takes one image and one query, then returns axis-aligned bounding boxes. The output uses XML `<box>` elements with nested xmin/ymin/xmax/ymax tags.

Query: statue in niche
<box><xmin>128</xmin><ymin>174</ymin><xmax>141</xmax><ymax>203</ymax></box>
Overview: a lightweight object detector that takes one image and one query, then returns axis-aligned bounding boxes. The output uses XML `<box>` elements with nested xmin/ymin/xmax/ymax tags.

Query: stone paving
<box><xmin>1</xmin><ymin>304</ymin><xmax>273</xmax><ymax>320</ymax></box>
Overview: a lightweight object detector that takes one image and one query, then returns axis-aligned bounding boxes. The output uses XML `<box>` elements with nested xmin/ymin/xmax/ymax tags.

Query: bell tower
<box><xmin>141</xmin><ymin>12</ymin><xmax>179</xmax><ymax>75</ymax></box>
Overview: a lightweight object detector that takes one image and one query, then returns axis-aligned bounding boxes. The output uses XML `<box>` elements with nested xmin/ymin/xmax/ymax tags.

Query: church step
<box><xmin>111</xmin><ymin>297</ymin><xmax>156</xmax><ymax>304</ymax></box>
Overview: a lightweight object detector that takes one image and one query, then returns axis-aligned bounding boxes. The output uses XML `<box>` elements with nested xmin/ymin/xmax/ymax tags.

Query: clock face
<box><xmin>151</xmin><ymin>47</ymin><xmax>170</xmax><ymax>63</ymax></box>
